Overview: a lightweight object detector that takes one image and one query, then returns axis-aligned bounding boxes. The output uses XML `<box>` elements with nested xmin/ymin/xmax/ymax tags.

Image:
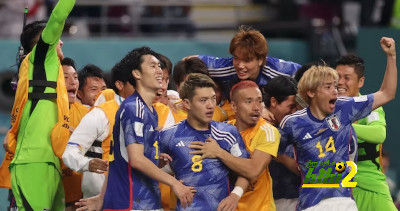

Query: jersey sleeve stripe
<box><xmin>208</xmin><ymin>66</ymin><xmax>235</xmax><ymax>72</ymax></box>
<box><xmin>280</xmin><ymin>109</ymin><xmax>307</xmax><ymax>128</ymax></box>
<box><xmin>211</xmin><ymin>125</ymin><xmax>236</xmax><ymax>145</ymax></box>
<box><xmin>208</xmin><ymin>68</ymin><xmax>237</xmax><ymax>77</ymax></box>
<box><xmin>262</xmin><ymin>66</ymin><xmax>291</xmax><ymax>77</ymax></box>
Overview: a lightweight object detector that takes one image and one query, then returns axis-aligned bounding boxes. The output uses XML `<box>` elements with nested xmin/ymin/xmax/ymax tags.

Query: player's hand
<box><xmin>380</xmin><ymin>37</ymin><xmax>396</xmax><ymax>57</ymax></box>
<box><xmin>171</xmin><ymin>180</ymin><xmax>196</xmax><ymax>208</ymax></box>
<box><xmin>217</xmin><ymin>193</ymin><xmax>240</xmax><ymax>211</ymax></box>
<box><xmin>167</xmin><ymin>100</ymin><xmax>184</xmax><ymax>114</ymax></box>
<box><xmin>158</xmin><ymin>153</ymin><xmax>172</xmax><ymax>168</ymax></box>
<box><xmin>89</xmin><ymin>158</ymin><xmax>108</xmax><ymax>174</ymax></box>
<box><xmin>75</xmin><ymin>195</ymin><xmax>103</xmax><ymax>211</ymax></box>
<box><xmin>189</xmin><ymin>137</ymin><xmax>222</xmax><ymax>160</ymax></box>
<box><xmin>262</xmin><ymin>107</ymin><xmax>275</xmax><ymax>123</ymax></box>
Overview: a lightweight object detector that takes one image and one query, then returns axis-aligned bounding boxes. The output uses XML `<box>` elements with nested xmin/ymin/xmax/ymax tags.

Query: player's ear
<box><xmin>132</xmin><ymin>69</ymin><xmax>141</xmax><ymax>80</ymax></box>
<box><xmin>231</xmin><ymin>101</ymin><xmax>237</xmax><ymax>113</ymax></box>
<box><xmin>115</xmin><ymin>80</ymin><xmax>123</xmax><ymax>92</ymax></box>
<box><xmin>270</xmin><ymin>97</ymin><xmax>278</xmax><ymax>108</ymax></box>
<box><xmin>358</xmin><ymin>76</ymin><xmax>365</xmax><ymax>89</ymax></box>
<box><xmin>183</xmin><ymin>98</ymin><xmax>191</xmax><ymax>110</ymax></box>
<box><xmin>307</xmin><ymin>90</ymin><xmax>315</xmax><ymax>99</ymax></box>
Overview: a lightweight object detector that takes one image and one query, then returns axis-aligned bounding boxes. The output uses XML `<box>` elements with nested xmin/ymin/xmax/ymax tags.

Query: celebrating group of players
<box><xmin>0</xmin><ymin>0</ymin><xmax>398</xmax><ymax>211</ymax></box>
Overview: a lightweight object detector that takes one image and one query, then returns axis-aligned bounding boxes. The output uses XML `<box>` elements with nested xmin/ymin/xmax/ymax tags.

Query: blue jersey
<box><xmin>104</xmin><ymin>92</ymin><xmax>161</xmax><ymax>210</ymax></box>
<box><xmin>160</xmin><ymin>120</ymin><xmax>249</xmax><ymax>211</ymax></box>
<box><xmin>199</xmin><ymin>55</ymin><xmax>300</xmax><ymax>99</ymax></box>
<box><xmin>269</xmin><ymin>145</ymin><xmax>301</xmax><ymax>199</ymax></box>
<box><xmin>279</xmin><ymin>94</ymin><xmax>374</xmax><ymax>211</ymax></box>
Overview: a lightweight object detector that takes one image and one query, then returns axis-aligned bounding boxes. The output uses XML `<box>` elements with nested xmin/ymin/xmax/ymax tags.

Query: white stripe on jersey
<box><xmin>211</xmin><ymin>125</ymin><xmax>236</xmax><ymax>145</ymax></box>
<box><xmin>136</xmin><ymin>98</ymin><xmax>145</xmax><ymax>119</ymax></box>
<box><xmin>337</xmin><ymin>96</ymin><xmax>351</xmax><ymax>101</ymax></box>
<box><xmin>208</xmin><ymin>67</ymin><xmax>237</xmax><ymax>77</ymax></box>
<box><xmin>141</xmin><ymin>101</ymin><xmax>144</xmax><ymax>119</ymax></box>
<box><xmin>136</xmin><ymin>98</ymin><xmax>139</xmax><ymax>118</ymax></box>
<box><xmin>208</xmin><ymin>66</ymin><xmax>235</xmax><ymax>72</ymax></box>
<box><xmin>209</xmin><ymin>71</ymin><xmax>237</xmax><ymax>78</ymax></box>
<box><xmin>262</xmin><ymin>65</ymin><xmax>290</xmax><ymax>78</ymax></box>
<box><xmin>161</xmin><ymin>123</ymin><xmax>179</xmax><ymax>132</ymax></box>
<box><xmin>119</xmin><ymin>109</ymin><xmax>129</xmax><ymax>162</ymax></box>
<box><xmin>260</xmin><ymin>124</ymin><xmax>276</xmax><ymax>142</ymax></box>
<box><xmin>280</xmin><ymin>108</ymin><xmax>307</xmax><ymax>128</ymax></box>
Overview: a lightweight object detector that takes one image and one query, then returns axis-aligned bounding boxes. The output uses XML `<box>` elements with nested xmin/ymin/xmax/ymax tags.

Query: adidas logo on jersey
<box><xmin>303</xmin><ymin>133</ymin><xmax>312</xmax><ymax>140</ymax></box>
<box><xmin>176</xmin><ymin>141</ymin><xmax>185</xmax><ymax>147</ymax></box>
<box><xmin>149</xmin><ymin>125</ymin><xmax>154</xmax><ymax>131</ymax></box>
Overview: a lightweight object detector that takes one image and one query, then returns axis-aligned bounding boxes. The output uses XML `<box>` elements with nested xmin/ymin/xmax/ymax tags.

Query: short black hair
<box><xmin>173</xmin><ymin>57</ymin><xmax>209</xmax><ymax>86</ymax></box>
<box><xmin>20</xmin><ymin>20</ymin><xmax>47</xmax><ymax>54</ymax></box>
<box><xmin>336</xmin><ymin>54</ymin><xmax>365</xmax><ymax>78</ymax></box>
<box><xmin>264</xmin><ymin>75</ymin><xmax>297</xmax><ymax>108</ymax></box>
<box><xmin>111</xmin><ymin>46</ymin><xmax>158</xmax><ymax>88</ymax></box>
<box><xmin>61</xmin><ymin>57</ymin><xmax>77</xmax><ymax>70</ymax></box>
<box><xmin>78</xmin><ymin>64</ymin><xmax>107</xmax><ymax>90</ymax></box>
<box><xmin>156</xmin><ymin>53</ymin><xmax>172</xmax><ymax>76</ymax></box>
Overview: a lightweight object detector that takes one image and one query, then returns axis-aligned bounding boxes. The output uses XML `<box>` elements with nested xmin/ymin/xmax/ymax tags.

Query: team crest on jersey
<box><xmin>327</xmin><ymin>114</ymin><xmax>341</xmax><ymax>131</ymax></box>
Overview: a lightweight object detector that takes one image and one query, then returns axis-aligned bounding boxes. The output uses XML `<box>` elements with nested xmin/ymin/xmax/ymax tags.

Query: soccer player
<box><xmin>76</xmin><ymin>46</ymin><xmax>195</xmax><ymax>211</ymax></box>
<box><xmin>151</xmin><ymin>53</ymin><xmax>178</xmax><ymax>210</ymax></box>
<box><xmin>190</xmin><ymin>78</ymin><xmax>296</xmax><ymax>210</ymax></box>
<box><xmin>186</xmin><ymin>26</ymin><xmax>300</xmax><ymax>120</ymax></box>
<box><xmin>188</xmin><ymin>26</ymin><xmax>300</xmax><ymax>99</ymax></box>
<box><xmin>172</xmin><ymin>57</ymin><xmax>228</xmax><ymax>122</ymax></box>
<box><xmin>61</xmin><ymin>57</ymin><xmax>89</xmax><ymax>210</ymax></box>
<box><xmin>62</xmin><ymin>56</ymin><xmax>135</xmax><ymax>198</ymax></box>
<box><xmin>160</xmin><ymin>73</ymin><xmax>250</xmax><ymax>210</ymax></box>
<box><xmin>336</xmin><ymin>54</ymin><xmax>397</xmax><ymax>210</ymax></box>
<box><xmin>6</xmin><ymin>0</ymin><xmax>76</xmax><ymax>209</ymax></box>
<box><xmin>264</xmin><ymin>76</ymin><xmax>300</xmax><ymax>211</ymax></box>
<box><xmin>279</xmin><ymin>37</ymin><xmax>397</xmax><ymax>210</ymax></box>
<box><xmin>77</xmin><ymin>64</ymin><xmax>107</xmax><ymax>107</ymax></box>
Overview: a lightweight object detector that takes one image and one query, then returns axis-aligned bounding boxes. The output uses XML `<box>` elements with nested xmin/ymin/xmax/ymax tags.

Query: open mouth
<box><xmin>67</xmin><ymin>88</ymin><xmax>76</xmax><ymax>97</ymax></box>
<box><xmin>205</xmin><ymin>111</ymin><xmax>214</xmax><ymax>117</ymax></box>
<box><xmin>155</xmin><ymin>76</ymin><xmax>163</xmax><ymax>83</ymax></box>
<box><xmin>156</xmin><ymin>88</ymin><xmax>163</xmax><ymax>96</ymax></box>
<box><xmin>250</xmin><ymin>113</ymin><xmax>260</xmax><ymax>121</ymax></box>
<box><xmin>329</xmin><ymin>99</ymin><xmax>337</xmax><ymax>105</ymax></box>
<box><xmin>337</xmin><ymin>88</ymin><xmax>346</xmax><ymax>94</ymax></box>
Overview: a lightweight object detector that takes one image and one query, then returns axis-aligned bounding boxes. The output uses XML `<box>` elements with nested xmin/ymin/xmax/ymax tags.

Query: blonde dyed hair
<box><xmin>298</xmin><ymin>65</ymin><xmax>339</xmax><ymax>104</ymax></box>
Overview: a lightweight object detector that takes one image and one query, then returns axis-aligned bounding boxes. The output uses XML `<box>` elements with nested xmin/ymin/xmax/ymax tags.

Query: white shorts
<box><xmin>275</xmin><ymin>198</ymin><xmax>298</xmax><ymax>211</ymax></box>
<box><xmin>302</xmin><ymin>197</ymin><xmax>358</xmax><ymax>211</ymax></box>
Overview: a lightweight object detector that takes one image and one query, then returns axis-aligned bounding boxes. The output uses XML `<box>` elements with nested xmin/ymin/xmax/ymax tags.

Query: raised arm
<box><xmin>372</xmin><ymin>37</ymin><xmax>397</xmax><ymax>110</ymax></box>
<box><xmin>41</xmin><ymin>0</ymin><xmax>76</xmax><ymax>45</ymax></box>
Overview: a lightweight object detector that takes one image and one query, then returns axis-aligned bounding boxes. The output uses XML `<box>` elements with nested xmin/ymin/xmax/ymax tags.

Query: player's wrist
<box><xmin>231</xmin><ymin>186</ymin><xmax>244</xmax><ymax>198</ymax></box>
